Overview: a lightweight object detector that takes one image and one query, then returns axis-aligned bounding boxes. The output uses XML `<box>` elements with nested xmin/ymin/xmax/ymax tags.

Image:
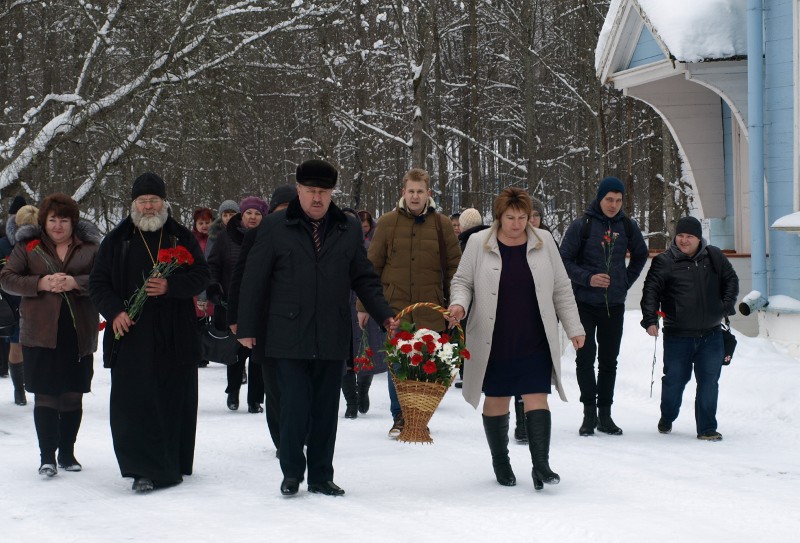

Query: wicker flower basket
<box><xmin>388</xmin><ymin>303</ymin><xmax>463</xmax><ymax>444</ymax></box>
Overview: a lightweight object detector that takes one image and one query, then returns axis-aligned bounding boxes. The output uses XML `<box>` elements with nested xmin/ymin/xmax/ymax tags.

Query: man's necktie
<box><xmin>310</xmin><ymin>219</ymin><xmax>322</xmax><ymax>255</ymax></box>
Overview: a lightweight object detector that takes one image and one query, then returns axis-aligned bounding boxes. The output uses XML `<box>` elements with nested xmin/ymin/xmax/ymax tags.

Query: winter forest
<box><xmin>0</xmin><ymin>0</ymin><xmax>691</xmax><ymax>247</ymax></box>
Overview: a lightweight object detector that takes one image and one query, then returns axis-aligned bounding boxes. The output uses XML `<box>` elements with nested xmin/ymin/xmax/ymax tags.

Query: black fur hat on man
<box><xmin>131</xmin><ymin>172</ymin><xmax>167</xmax><ymax>201</ymax></box>
<box><xmin>295</xmin><ymin>160</ymin><xmax>338</xmax><ymax>189</ymax></box>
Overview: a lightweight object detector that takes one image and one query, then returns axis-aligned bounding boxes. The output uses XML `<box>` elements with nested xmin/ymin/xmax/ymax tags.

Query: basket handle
<box><xmin>391</xmin><ymin>302</ymin><xmax>463</xmax><ymax>338</ymax></box>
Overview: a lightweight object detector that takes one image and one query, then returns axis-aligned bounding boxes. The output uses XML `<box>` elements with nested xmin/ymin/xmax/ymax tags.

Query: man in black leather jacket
<box><xmin>640</xmin><ymin>216</ymin><xmax>739</xmax><ymax>442</ymax></box>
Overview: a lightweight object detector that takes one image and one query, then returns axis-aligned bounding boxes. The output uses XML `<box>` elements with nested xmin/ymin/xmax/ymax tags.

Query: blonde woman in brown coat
<box><xmin>0</xmin><ymin>194</ymin><xmax>101</xmax><ymax>477</ymax></box>
<box><xmin>448</xmin><ymin>187</ymin><xmax>585</xmax><ymax>491</ymax></box>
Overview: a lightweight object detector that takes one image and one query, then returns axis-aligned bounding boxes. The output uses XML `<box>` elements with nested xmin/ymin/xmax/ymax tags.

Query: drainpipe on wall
<box><xmin>744</xmin><ymin>0</ymin><xmax>769</xmax><ymax>315</ymax></box>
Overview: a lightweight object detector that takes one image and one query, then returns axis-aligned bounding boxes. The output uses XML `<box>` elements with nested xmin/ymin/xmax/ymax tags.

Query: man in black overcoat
<box><xmin>237</xmin><ymin>160</ymin><xmax>396</xmax><ymax>497</ymax></box>
<box><xmin>89</xmin><ymin>173</ymin><xmax>210</xmax><ymax>492</ymax></box>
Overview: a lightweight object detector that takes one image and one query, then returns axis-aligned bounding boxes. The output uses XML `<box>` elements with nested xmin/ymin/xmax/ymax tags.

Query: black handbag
<box><xmin>721</xmin><ymin>318</ymin><xmax>737</xmax><ymax>366</ymax></box>
<box><xmin>200</xmin><ymin>320</ymin><xmax>239</xmax><ymax>365</ymax></box>
<box><xmin>0</xmin><ymin>291</ymin><xmax>18</xmax><ymax>338</ymax></box>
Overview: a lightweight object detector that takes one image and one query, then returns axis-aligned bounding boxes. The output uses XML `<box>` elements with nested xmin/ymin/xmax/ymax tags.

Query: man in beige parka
<box><xmin>357</xmin><ymin>168</ymin><xmax>461</xmax><ymax>437</ymax></box>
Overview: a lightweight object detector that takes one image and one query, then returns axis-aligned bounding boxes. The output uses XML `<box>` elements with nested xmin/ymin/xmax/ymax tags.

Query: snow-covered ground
<box><xmin>2</xmin><ymin>311</ymin><xmax>798</xmax><ymax>542</ymax></box>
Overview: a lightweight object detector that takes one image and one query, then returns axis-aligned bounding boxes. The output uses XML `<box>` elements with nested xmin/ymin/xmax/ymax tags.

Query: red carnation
<box><xmin>460</xmin><ymin>349</ymin><xmax>471</xmax><ymax>360</ymax></box>
<box><xmin>656</xmin><ymin>310</ymin><xmax>667</xmax><ymax>319</ymax></box>
<box><xmin>365</xmin><ymin>347</ymin><xmax>374</xmax><ymax>357</ymax></box>
<box><xmin>422</xmin><ymin>361</ymin><xmax>437</xmax><ymax>375</ymax></box>
<box><xmin>157</xmin><ymin>248</ymin><xmax>174</xmax><ymax>263</ymax></box>
<box><xmin>438</xmin><ymin>335</ymin><xmax>450</xmax><ymax>344</ymax></box>
<box><xmin>389</xmin><ymin>337</ymin><xmax>399</xmax><ymax>347</ymax></box>
<box><xmin>411</xmin><ymin>354</ymin><xmax>423</xmax><ymax>366</ymax></box>
<box><xmin>397</xmin><ymin>331</ymin><xmax>414</xmax><ymax>341</ymax></box>
<box><xmin>413</xmin><ymin>341</ymin><xmax>423</xmax><ymax>351</ymax></box>
<box><xmin>98</xmin><ymin>321</ymin><xmax>106</xmax><ymax>331</ymax></box>
<box><xmin>173</xmin><ymin>246</ymin><xmax>194</xmax><ymax>265</ymax></box>
<box><xmin>400</xmin><ymin>344</ymin><xmax>413</xmax><ymax>354</ymax></box>
<box><xmin>26</xmin><ymin>239</ymin><xmax>41</xmax><ymax>252</ymax></box>
<box><xmin>421</xmin><ymin>334</ymin><xmax>434</xmax><ymax>343</ymax></box>
<box><xmin>426</xmin><ymin>342</ymin><xmax>437</xmax><ymax>353</ymax></box>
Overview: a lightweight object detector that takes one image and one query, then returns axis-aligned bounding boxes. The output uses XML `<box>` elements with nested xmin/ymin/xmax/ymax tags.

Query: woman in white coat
<box><xmin>447</xmin><ymin>187</ymin><xmax>585</xmax><ymax>490</ymax></box>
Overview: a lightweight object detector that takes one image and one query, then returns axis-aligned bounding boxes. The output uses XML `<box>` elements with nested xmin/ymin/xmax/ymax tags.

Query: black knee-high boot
<box><xmin>58</xmin><ymin>410</ymin><xmax>83</xmax><ymax>471</ymax></box>
<box><xmin>10</xmin><ymin>362</ymin><xmax>26</xmax><ymax>406</ymax></box>
<box><xmin>525</xmin><ymin>409</ymin><xmax>560</xmax><ymax>490</ymax></box>
<box><xmin>34</xmin><ymin>406</ymin><xmax>59</xmax><ymax>474</ymax></box>
<box><xmin>357</xmin><ymin>374</ymin><xmax>373</xmax><ymax>414</ymax></box>
<box><xmin>482</xmin><ymin>413</ymin><xmax>516</xmax><ymax>486</ymax></box>
<box><xmin>341</xmin><ymin>371</ymin><xmax>358</xmax><ymax>419</ymax></box>
<box><xmin>514</xmin><ymin>400</ymin><xmax>528</xmax><ymax>443</ymax></box>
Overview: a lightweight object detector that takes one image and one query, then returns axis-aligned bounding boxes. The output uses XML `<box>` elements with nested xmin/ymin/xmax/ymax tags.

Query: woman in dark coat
<box><xmin>207</xmin><ymin>196</ymin><xmax>267</xmax><ymax>412</ymax></box>
<box><xmin>341</xmin><ymin>209</ymin><xmax>385</xmax><ymax>418</ymax></box>
<box><xmin>0</xmin><ymin>194</ymin><xmax>101</xmax><ymax>477</ymax></box>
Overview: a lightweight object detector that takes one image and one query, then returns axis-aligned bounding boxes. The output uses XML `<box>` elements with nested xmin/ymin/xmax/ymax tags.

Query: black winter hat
<box><xmin>596</xmin><ymin>176</ymin><xmax>625</xmax><ymax>201</ymax></box>
<box><xmin>131</xmin><ymin>172</ymin><xmax>167</xmax><ymax>201</ymax></box>
<box><xmin>675</xmin><ymin>216</ymin><xmax>702</xmax><ymax>239</ymax></box>
<box><xmin>295</xmin><ymin>159</ymin><xmax>338</xmax><ymax>189</ymax></box>
<box><xmin>9</xmin><ymin>195</ymin><xmax>26</xmax><ymax>215</ymax></box>
<box><xmin>268</xmin><ymin>184</ymin><xmax>297</xmax><ymax>214</ymax></box>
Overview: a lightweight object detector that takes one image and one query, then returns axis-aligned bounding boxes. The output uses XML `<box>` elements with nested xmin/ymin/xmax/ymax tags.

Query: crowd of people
<box><xmin>0</xmin><ymin>164</ymin><xmax>738</xmax><ymax>496</ymax></box>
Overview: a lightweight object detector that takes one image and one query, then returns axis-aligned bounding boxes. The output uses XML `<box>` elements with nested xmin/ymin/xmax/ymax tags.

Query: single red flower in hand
<box><xmin>26</xmin><ymin>239</ymin><xmax>41</xmax><ymax>252</ymax></box>
<box><xmin>656</xmin><ymin>310</ymin><xmax>667</xmax><ymax>319</ymax></box>
<box><xmin>422</xmin><ymin>360</ymin><xmax>437</xmax><ymax>375</ymax></box>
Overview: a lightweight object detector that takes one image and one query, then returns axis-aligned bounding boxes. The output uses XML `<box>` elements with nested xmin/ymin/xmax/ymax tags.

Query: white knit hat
<box><xmin>458</xmin><ymin>208</ymin><xmax>483</xmax><ymax>231</ymax></box>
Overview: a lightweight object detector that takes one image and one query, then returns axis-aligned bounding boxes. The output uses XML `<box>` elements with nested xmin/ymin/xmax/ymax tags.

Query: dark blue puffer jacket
<box><xmin>559</xmin><ymin>201</ymin><xmax>648</xmax><ymax>307</ymax></box>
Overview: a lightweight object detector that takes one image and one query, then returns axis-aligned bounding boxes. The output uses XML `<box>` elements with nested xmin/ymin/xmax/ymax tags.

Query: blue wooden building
<box><xmin>595</xmin><ymin>0</ymin><xmax>800</xmax><ymax>353</ymax></box>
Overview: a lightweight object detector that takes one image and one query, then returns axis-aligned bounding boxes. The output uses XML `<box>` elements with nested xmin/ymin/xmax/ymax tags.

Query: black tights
<box><xmin>35</xmin><ymin>392</ymin><xmax>83</xmax><ymax>412</ymax></box>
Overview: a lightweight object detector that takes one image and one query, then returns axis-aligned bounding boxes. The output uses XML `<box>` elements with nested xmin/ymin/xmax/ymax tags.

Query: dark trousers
<box><xmin>575</xmin><ymin>302</ymin><xmax>625</xmax><ymax>407</ymax></box>
<box><xmin>661</xmin><ymin>331</ymin><xmax>723</xmax><ymax>434</ymax></box>
<box><xmin>275</xmin><ymin>358</ymin><xmax>343</xmax><ymax>484</ymax></box>
<box><xmin>253</xmin><ymin>346</ymin><xmax>280</xmax><ymax>449</ymax></box>
<box><xmin>226</xmin><ymin>346</ymin><xmax>265</xmax><ymax>404</ymax></box>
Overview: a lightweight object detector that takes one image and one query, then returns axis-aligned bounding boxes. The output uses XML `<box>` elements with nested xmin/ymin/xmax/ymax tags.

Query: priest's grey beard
<box><xmin>131</xmin><ymin>203</ymin><xmax>169</xmax><ymax>232</ymax></box>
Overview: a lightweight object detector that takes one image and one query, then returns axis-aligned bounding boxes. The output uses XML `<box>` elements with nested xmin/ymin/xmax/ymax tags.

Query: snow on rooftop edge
<box><xmin>595</xmin><ymin>0</ymin><xmax>748</xmax><ymax>71</ymax></box>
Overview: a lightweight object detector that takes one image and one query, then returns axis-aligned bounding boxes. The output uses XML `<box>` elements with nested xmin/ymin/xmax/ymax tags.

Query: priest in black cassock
<box><xmin>90</xmin><ymin>173</ymin><xmax>209</xmax><ymax>492</ymax></box>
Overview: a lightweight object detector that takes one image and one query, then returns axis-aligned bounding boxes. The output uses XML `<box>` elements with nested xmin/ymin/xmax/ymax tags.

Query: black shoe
<box><xmin>658</xmin><ymin>418</ymin><xmax>672</xmax><ymax>434</ymax></box>
<box><xmin>357</xmin><ymin>375</ymin><xmax>372</xmax><ymax>414</ymax></box>
<box><xmin>132</xmin><ymin>478</ymin><xmax>155</xmax><ymax>492</ymax></box>
<box><xmin>342</xmin><ymin>372</ymin><xmax>358</xmax><ymax>418</ymax></box>
<box><xmin>579</xmin><ymin>404</ymin><xmax>596</xmax><ymax>436</ymax></box>
<box><xmin>280</xmin><ymin>477</ymin><xmax>301</xmax><ymax>495</ymax></box>
<box><xmin>308</xmin><ymin>481</ymin><xmax>345</xmax><ymax>496</ymax></box>
<box><xmin>10</xmin><ymin>363</ymin><xmax>26</xmax><ymax>406</ymax></box>
<box><xmin>58</xmin><ymin>457</ymin><xmax>82</xmax><ymax>472</ymax></box>
<box><xmin>248</xmin><ymin>403</ymin><xmax>264</xmax><ymax>414</ymax></box>
<box><xmin>38</xmin><ymin>463</ymin><xmax>57</xmax><ymax>477</ymax></box>
<box><xmin>344</xmin><ymin>404</ymin><xmax>358</xmax><ymax>419</ymax></box>
<box><xmin>227</xmin><ymin>393</ymin><xmax>239</xmax><ymax>411</ymax></box>
<box><xmin>697</xmin><ymin>430</ymin><xmax>723</xmax><ymax>442</ymax></box>
<box><xmin>597</xmin><ymin>406</ymin><xmax>623</xmax><ymax>435</ymax></box>
<box><xmin>454</xmin><ymin>381</ymin><xmax>463</xmax><ymax>388</ymax></box>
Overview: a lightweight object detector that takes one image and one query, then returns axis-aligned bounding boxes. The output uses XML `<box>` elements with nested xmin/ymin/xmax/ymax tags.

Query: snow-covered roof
<box><xmin>596</xmin><ymin>0</ymin><xmax>747</xmax><ymax>71</ymax></box>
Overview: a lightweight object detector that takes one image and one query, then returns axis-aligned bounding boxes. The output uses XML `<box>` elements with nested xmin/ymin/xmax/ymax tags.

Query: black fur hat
<box><xmin>9</xmin><ymin>195</ymin><xmax>26</xmax><ymax>215</ymax></box>
<box><xmin>295</xmin><ymin>160</ymin><xmax>338</xmax><ymax>189</ymax></box>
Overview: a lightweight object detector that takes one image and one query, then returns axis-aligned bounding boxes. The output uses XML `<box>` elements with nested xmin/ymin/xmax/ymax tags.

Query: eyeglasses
<box><xmin>530</xmin><ymin>212</ymin><xmax>541</xmax><ymax>218</ymax></box>
<box><xmin>134</xmin><ymin>197</ymin><xmax>163</xmax><ymax>207</ymax></box>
